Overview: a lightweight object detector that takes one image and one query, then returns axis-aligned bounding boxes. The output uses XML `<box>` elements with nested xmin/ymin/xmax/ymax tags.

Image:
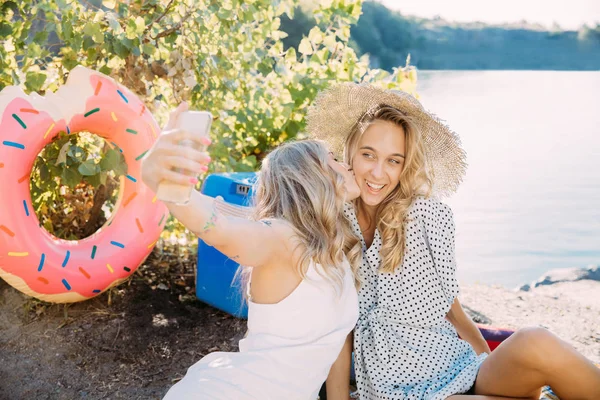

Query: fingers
<box><xmin>159</xmin><ymin>169</ymin><xmax>199</xmax><ymax>186</ymax></box>
<box><xmin>143</xmin><ymin>153</ymin><xmax>209</xmax><ymax>191</ymax></box>
<box><xmin>148</xmin><ymin>134</ymin><xmax>210</xmax><ymax>166</ymax></box>
<box><xmin>179</xmin><ymin>147</ymin><xmax>210</xmax><ymax>165</ymax></box>
<box><xmin>159</xmin><ymin>145</ymin><xmax>210</xmax><ymax>165</ymax></box>
<box><xmin>201</xmin><ymin>136</ymin><xmax>212</xmax><ymax>146</ymax></box>
<box><xmin>164</xmin><ymin>102</ymin><xmax>189</xmax><ymax>131</ymax></box>
<box><xmin>160</xmin><ymin>128</ymin><xmax>212</xmax><ymax>149</ymax></box>
<box><xmin>162</xmin><ymin>156</ymin><xmax>209</xmax><ymax>175</ymax></box>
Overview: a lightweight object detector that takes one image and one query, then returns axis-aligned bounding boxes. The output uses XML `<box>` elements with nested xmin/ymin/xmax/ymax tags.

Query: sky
<box><xmin>378</xmin><ymin>0</ymin><xmax>600</xmax><ymax>30</ymax></box>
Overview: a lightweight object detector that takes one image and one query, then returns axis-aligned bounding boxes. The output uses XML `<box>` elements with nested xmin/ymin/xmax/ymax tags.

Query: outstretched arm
<box><xmin>163</xmin><ymin>190</ymin><xmax>290</xmax><ymax>267</ymax></box>
<box><xmin>141</xmin><ymin>102</ymin><xmax>290</xmax><ymax>268</ymax></box>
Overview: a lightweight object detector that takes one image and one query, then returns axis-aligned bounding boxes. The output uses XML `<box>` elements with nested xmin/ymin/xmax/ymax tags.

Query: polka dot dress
<box><xmin>345</xmin><ymin>197</ymin><xmax>488</xmax><ymax>400</ymax></box>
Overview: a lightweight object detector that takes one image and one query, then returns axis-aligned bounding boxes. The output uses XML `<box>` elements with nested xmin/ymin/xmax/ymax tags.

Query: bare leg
<box><xmin>473</xmin><ymin>327</ymin><xmax>600</xmax><ymax>400</ymax></box>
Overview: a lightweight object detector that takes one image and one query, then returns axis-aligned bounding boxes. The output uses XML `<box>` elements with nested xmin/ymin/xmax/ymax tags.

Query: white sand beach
<box><xmin>461</xmin><ymin>280</ymin><xmax>600</xmax><ymax>363</ymax></box>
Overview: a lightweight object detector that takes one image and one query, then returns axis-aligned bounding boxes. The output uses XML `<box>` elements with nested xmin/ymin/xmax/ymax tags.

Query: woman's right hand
<box><xmin>140</xmin><ymin>102</ymin><xmax>212</xmax><ymax>193</ymax></box>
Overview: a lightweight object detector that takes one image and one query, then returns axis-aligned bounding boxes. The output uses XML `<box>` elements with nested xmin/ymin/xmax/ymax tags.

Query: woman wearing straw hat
<box><xmin>307</xmin><ymin>83</ymin><xmax>600</xmax><ymax>400</ymax></box>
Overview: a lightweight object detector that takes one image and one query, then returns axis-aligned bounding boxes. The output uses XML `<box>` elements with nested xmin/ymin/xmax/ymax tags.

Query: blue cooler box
<box><xmin>196</xmin><ymin>172</ymin><xmax>256</xmax><ymax>318</ymax></box>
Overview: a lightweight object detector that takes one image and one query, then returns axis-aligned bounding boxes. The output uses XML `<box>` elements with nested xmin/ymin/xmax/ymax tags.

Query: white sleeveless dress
<box><xmin>163</xmin><ymin>259</ymin><xmax>358</xmax><ymax>400</ymax></box>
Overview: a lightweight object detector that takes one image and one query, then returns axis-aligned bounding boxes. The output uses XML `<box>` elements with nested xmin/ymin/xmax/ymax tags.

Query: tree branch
<box><xmin>151</xmin><ymin>11</ymin><xmax>193</xmax><ymax>40</ymax></box>
<box><xmin>145</xmin><ymin>0</ymin><xmax>175</xmax><ymax>34</ymax></box>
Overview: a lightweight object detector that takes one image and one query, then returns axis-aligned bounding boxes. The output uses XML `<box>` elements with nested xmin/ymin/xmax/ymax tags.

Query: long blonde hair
<box><xmin>345</xmin><ymin>106</ymin><xmax>433</xmax><ymax>273</ymax></box>
<box><xmin>240</xmin><ymin>139</ymin><xmax>361</xmax><ymax>294</ymax></box>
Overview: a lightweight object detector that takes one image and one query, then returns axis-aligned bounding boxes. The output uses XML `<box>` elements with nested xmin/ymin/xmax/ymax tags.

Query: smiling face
<box><xmin>351</xmin><ymin>120</ymin><xmax>406</xmax><ymax>208</ymax></box>
<box><xmin>327</xmin><ymin>153</ymin><xmax>361</xmax><ymax>201</ymax></box>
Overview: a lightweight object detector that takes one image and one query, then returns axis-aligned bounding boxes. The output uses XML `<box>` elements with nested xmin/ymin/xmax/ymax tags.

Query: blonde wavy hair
<box><xmin>344</xmin><ymin>106</ymin><xmax>433</xmax><ymax>273</ymax></box>
<box><xmin>239</xmin><ymin>139</ymin><xmax>362</xmax><ymax>296</ymax></box>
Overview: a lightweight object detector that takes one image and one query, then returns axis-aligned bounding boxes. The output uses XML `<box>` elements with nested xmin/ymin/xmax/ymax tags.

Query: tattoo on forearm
<box><xmin>202</xmin><ymin>211</ymin><xmax>218</xmax><ymax>232</ymax></box>
<box><xmin>201</xmin><ymin>200</ymin><xmax>220</xmax><ymax>234</ymax></box>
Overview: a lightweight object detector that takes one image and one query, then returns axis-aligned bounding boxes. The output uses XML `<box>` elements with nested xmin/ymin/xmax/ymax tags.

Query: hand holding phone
<box><xmin>155</xmin><ymin>110</ymin><xmax>213</xmax><ymax>205</ymax></box>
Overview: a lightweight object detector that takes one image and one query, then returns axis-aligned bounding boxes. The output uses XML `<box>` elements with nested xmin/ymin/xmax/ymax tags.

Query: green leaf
<box><xmin>61</xmin><ymin>54</ymin><xmax>79</xmax><ymax>70</ymax></box>
<box><xmin>62</xmin><ymin>21</ymin><xmax>73</xmax><ymax>40</ymax></box>
<box><xmin>94</xmin><ymin>30</ymin><xmax>104</xmax><ymax>44</ymax></box>
<box><xmin>0</xmin><ymin>1</ymin><xmax>18</xmax><ymax>15</ymax></box>
<box><xmin>99</xmin><ymin>148</ymin><xmax>121</xmax><ymax>170</ymax></box>
<box><xmin>33</xmin><ymin>30</ymin><xmax>49</xmax><ymax>44</ymax></box>
<box><xmin>106</xmin><ymin>12</ymin><xmax>123</xmax><ymax>33</ymax></box>
<box><xmin>165</xmin><ymin>31</ymin><xmax>177</xmax><ymax>44</ymax></box>
<box><xmin>39</xmin><ymin>164</ymin><xmax>50</xmax><ymax>181</ymax></box>
<box><xmin>55</xmin><ymin>141</ymin><xmax>70</xmax><ymax>166</ymax></box>
<box><xmin>78</xmin><ymin>159</ymin><xmax>100</xmax><ymax>176</ymax></box>
<box><xmin>61</xmin><ymin>167</ymin><xmax>82</xmax><ymax>188</ymax></box>
<box><xmin>87</xmin><ymin>47</ymin><xmax>98</xmax><ymax>60</ymax></box>
<box><xmin>217</xmin><ymin>8</ymin><xmax>232</xmax><ymax>19</ymax></box>
<box><xmin>85</xmin><ymin>173</ymin><xmax>102</xmax><ymax>188</ymax></box>
<box><xmin>67</xmin><ymin>145</ymin><xmax>85</xmax><ymax>161</ymax></box>
<box><xmin>24</xmin><ymin>72</ymin><xmax>47</xmax><ymax>92</ymax></box>
<box><xmin>46</xmin><ymin>22</ymin><xmax>57</xmax><ymax>34</ymax></box>
<box><xmin>83</xmin><ymin>36</ymin><xmax>95</xmax><ymax>51</ymax></box>
<box><xmin>113</xmin><ymin>39</ymin><xmax>130</xmax><ymax>58</ymax></box>
<box><xmin>26</xmin><ymin>42</ymin><xmax>43</xmax><ymax>59</ymax></box>
<box><xmin>83</xmin><ymin>21</ymin><xmax>104</xmax><ymax>43</ymax></box>
<box><xmin>113</xmin><ymin>158</ymin><xmax>128</xmax><ymax>176</ymax></box>
<box><xmin>70</xmin><ymin>35</ymin><xmax>83</xmax><ymax>52</ymax></box>
<box><xmin>99</xmin><ymin>65</ymin><xmax>111</xmax><ymax>75</ymax></box>
<box><xmin>0</xmin><ymin>22</ymin><xmax>13</xmax><ymax>38</ymax></box>
<box><xmin>298</xmin><ymin>37</ymin><xmax>313</xmax><ymax>55</ymax></box>
<box><xmin>126</xmin><ymin>16</ymin><xmax>146</xmax><ymax>39</ymax></box>
<box><xmin>100</xmin><ymin>148</ymin><xmax>127</xmax><ymax>176</ymax></box>
<box><xmin>257</xmin><ymin>58</ymin><xmax>273</xmax><ymax>75</ymax></box>
<box><xmin>126</xmin><ymin>20</ymin><xmax>139</xmax><ymax>40</ymax></box>
<box><xmin>43</xmin><ymin>219</ymin><xmax>54</xmax><ymax>234</ymax></box>
<box><xmin>142</xmin><ymin>43</ymin><xmax>155</xmax><ymax>56</ymax></box>
<box><xmin>322</xmin><ymin>34</ymin><xmax>338</xmax><ymax>52</ymax></box>
<box><xmin>117</xmin><ymin>2</ymin><xmax>129</xmax><ymax>15</ymax></box>
<box><xmin>134</xmin><ymin>16</ymin><xmax>146</xmax><ymax>34</ymax></box>
<box><xmin>48</xmin><ymin>162</ymin><xmax>62</xmax><ymax>177</ymax></box>
<box><xmin>308</xmin><ymin>27</ymin><xmax>324</xmax><ymax>45</ymax></box>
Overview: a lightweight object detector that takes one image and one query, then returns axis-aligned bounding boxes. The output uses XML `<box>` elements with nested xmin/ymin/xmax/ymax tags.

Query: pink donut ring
<box><xmin>0</xmin><ymin>66</ymin><xmax>168</xmax><ymax>303</ymax></box>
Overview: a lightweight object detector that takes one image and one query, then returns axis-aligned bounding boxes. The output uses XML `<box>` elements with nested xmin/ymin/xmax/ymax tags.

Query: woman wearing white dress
<box><xmin>141</xmin><ymin>104</ymin><xmax>362</xmax><ymax>399</ymax></box>
<box><xmin>307</xmin><ymin>84</ymin><xmax>600</xmax><ymax>400</ymax></box>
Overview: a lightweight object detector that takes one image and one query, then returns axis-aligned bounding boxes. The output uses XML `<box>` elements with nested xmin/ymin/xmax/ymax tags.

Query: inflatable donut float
<box><xmin>0</xmin><ymin>66</ymin><xmax>168</xmax><ymax>303</ymax></box>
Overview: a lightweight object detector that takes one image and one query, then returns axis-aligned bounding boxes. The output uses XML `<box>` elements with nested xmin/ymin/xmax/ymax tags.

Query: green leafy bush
<box><xmin>30</xmin><ymin>131</ymin><xmax>125</xmax><ymax>240</ymax></box>
<box><xmin>1</xmin><ymin>0</ymin><xmax>417</xmax><ymax>240</ymax></box>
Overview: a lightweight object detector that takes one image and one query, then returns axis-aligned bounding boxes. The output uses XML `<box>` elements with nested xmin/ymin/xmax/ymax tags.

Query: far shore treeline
<box><xmin>282</xmin><ymin>1</ymin><xmax>600</xmax><ymax>71</ymax></box>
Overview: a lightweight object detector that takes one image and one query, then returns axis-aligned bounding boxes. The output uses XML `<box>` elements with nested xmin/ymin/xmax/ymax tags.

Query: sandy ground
<box><xmin>1</xmin><ymin>271</ymin><xmax>599</xmax><ymax>399</ymax></box>
<box><xmin>460</xmin><ymin>280</ymin><xmax>600</xmax><ymax>364</ymax></box>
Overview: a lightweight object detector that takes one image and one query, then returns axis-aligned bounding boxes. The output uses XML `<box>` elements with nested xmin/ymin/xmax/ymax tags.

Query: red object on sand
<box><xmin>477</xmin><ymin>324</ymin><xmax>515</xmax><ymax>351</ymax></box>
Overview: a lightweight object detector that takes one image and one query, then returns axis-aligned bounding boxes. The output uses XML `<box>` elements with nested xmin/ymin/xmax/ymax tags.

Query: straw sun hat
<box><xmin>306</xmin><ymin>83</ymin><xmax>467</xmax><ymax>198</ymax></box>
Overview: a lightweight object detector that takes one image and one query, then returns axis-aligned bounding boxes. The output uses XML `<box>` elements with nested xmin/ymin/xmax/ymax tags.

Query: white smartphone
<box><xmin>155</xmin><ymin>110</ymin><xmax>213</xmax><ymax>205</ymax></box>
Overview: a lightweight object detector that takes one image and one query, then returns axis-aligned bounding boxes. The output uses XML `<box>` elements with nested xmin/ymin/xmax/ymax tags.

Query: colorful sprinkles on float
<box><xmin>0</xmin><ymin>66</ymin><xmax>167</xmax><ymax>303</ymax></box>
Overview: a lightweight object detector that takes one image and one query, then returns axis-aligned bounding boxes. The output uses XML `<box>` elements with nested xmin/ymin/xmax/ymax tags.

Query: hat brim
<box><xmin>306</xmin><ymin>83</ymin><xmax>467</xmax><ymax>198</ymax></box>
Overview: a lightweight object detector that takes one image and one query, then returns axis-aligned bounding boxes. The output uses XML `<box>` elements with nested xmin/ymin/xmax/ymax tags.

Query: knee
<box><xmin>510</xmin><ymin>326</ymin><xmax>557</xmax><ymax>348</ymax></box>
<box><xmin>509</xmin><ymin>326</ymin><xmax>560</xmax><ymax>363</ymax></box>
